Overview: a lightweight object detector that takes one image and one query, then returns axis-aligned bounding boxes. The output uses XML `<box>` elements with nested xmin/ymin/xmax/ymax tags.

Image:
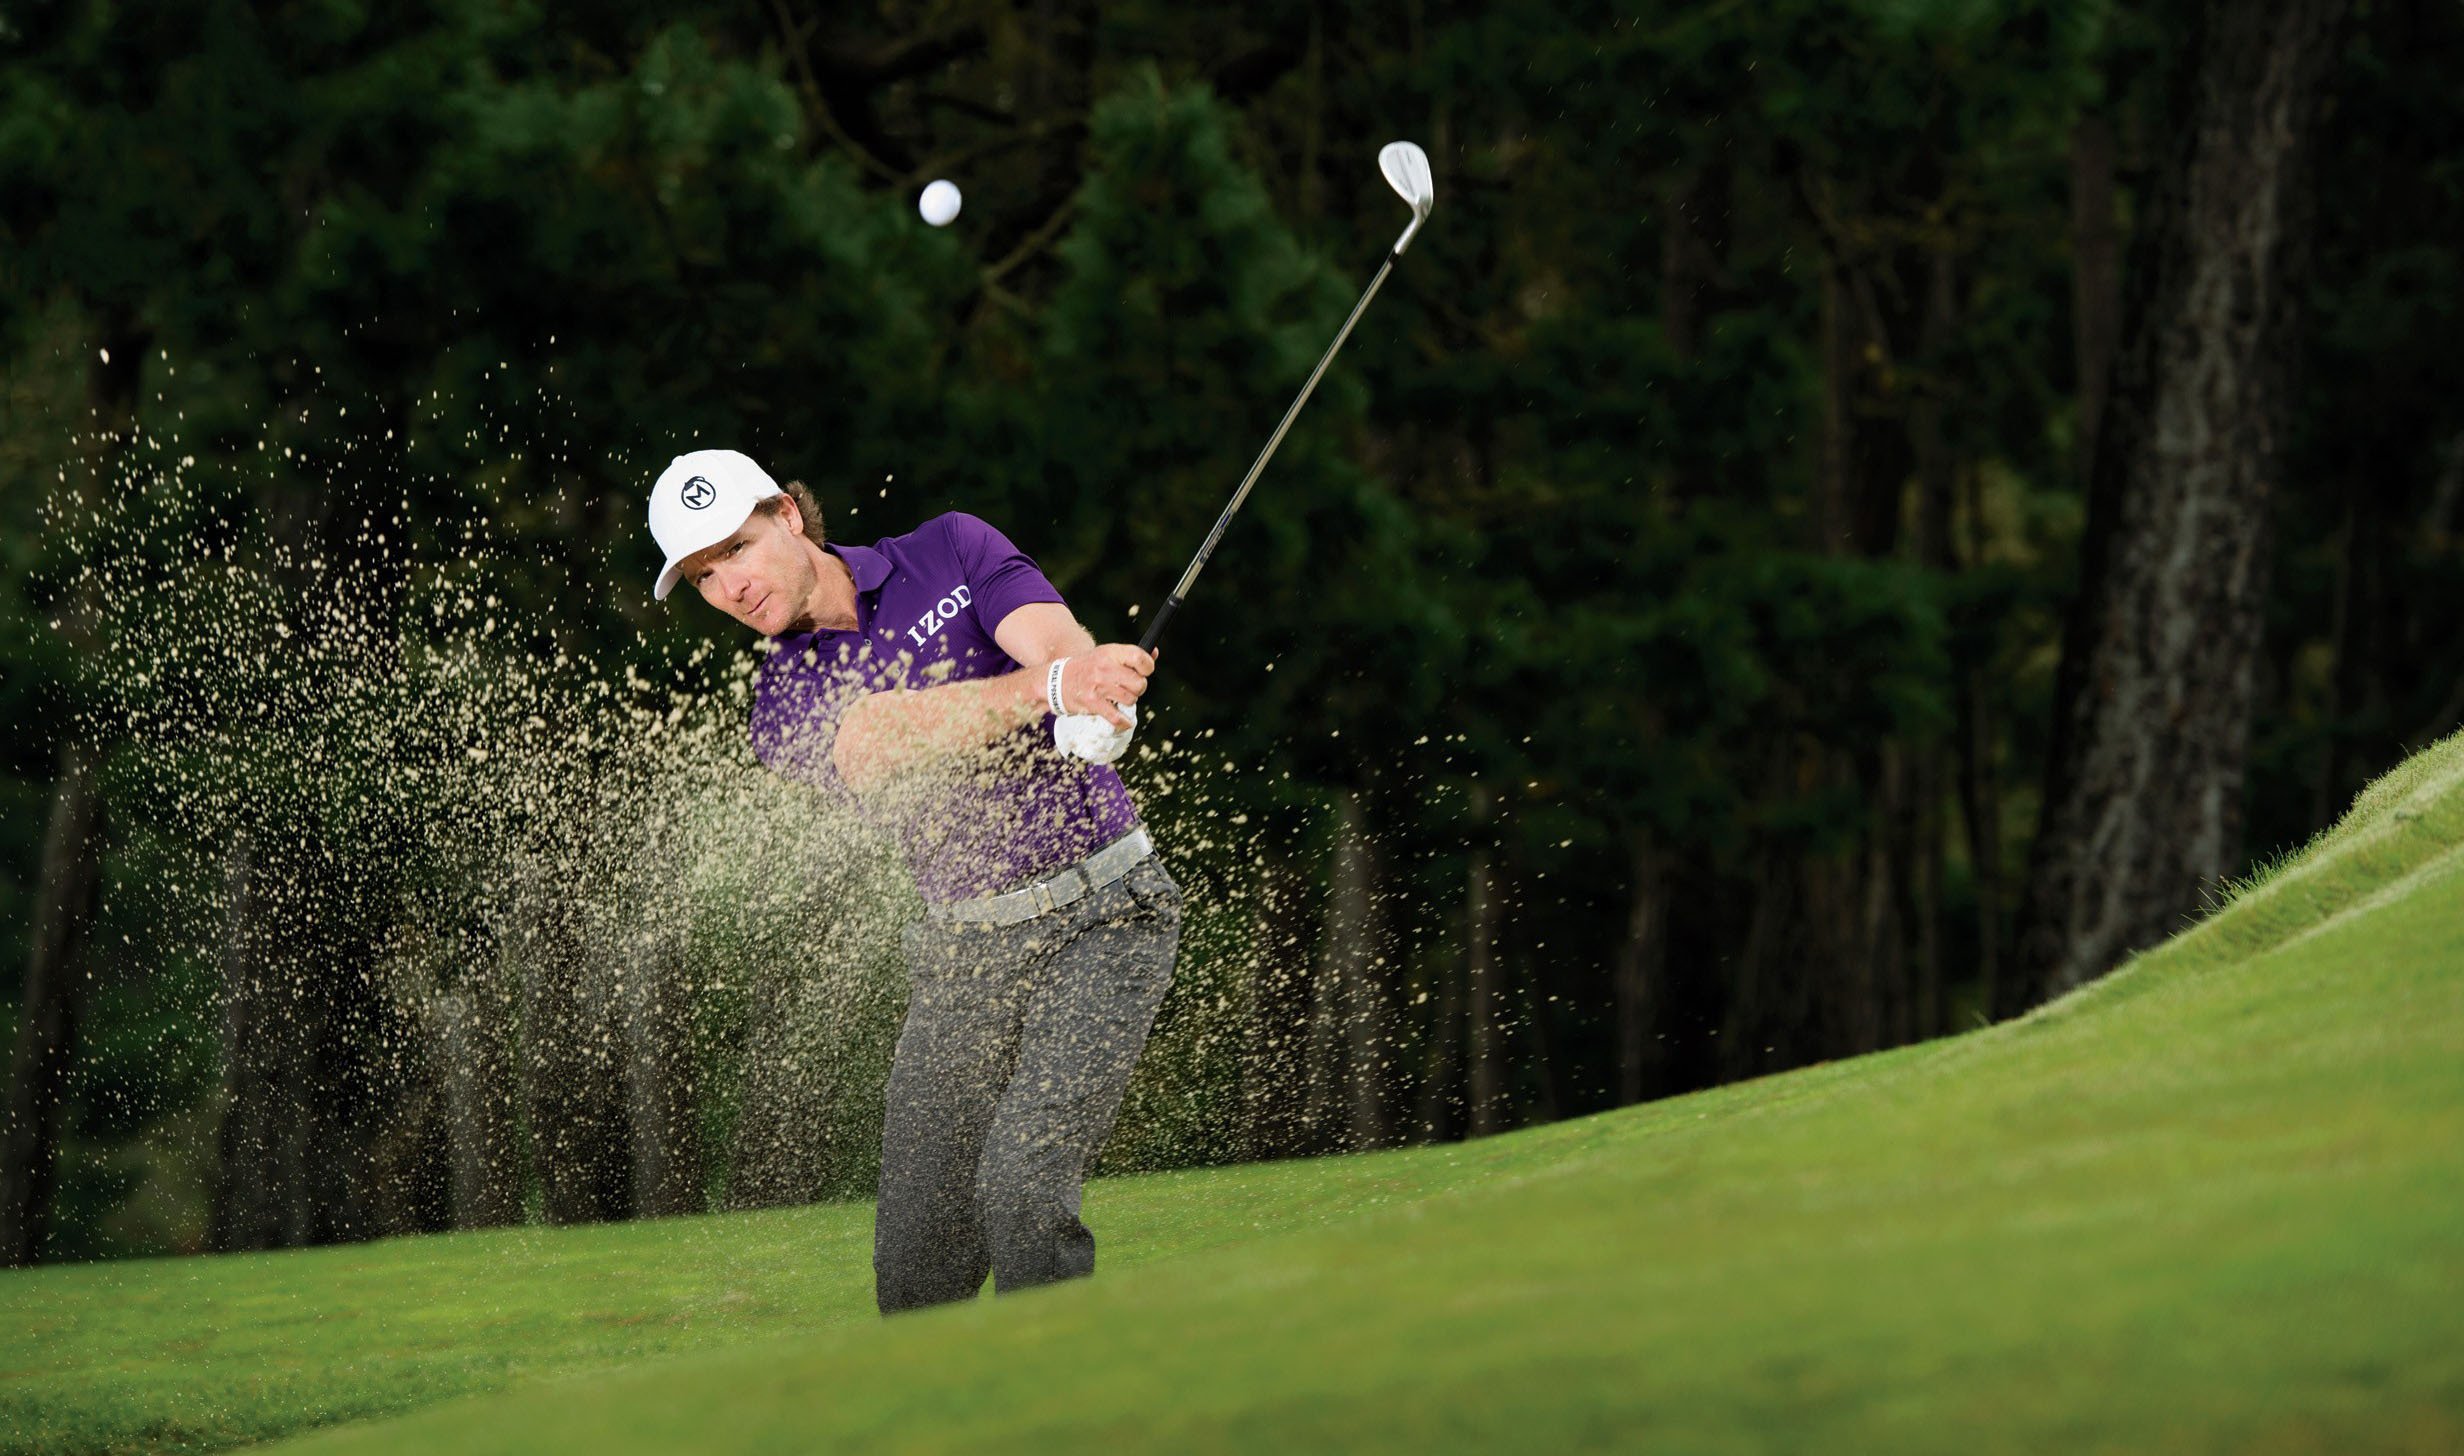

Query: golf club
<box><xmin>1134</xmin><ymin>140</ymin><xmax>1436</xmax><ymax>656</ymax></box>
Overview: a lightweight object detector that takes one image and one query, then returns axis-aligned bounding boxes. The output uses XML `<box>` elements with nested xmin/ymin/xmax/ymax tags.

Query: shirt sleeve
<box><xmin>942</xmin><ymin>512</ymin><xmax>1065</xmax><ymax>639</ymax></box>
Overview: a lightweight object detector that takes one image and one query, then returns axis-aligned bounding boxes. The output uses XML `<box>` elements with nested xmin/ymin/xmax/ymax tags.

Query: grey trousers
<box><xmin>874</xmin><ymin>855</ymin><xmax>1182</xmax><ymax>1314</ymax></box>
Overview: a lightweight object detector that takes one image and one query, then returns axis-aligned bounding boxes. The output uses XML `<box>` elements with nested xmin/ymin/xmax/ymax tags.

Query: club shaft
<box><xmin>1138</xmin><ymin>251</ymin><xmax>1400</xmax><ymax>656</ymax></box>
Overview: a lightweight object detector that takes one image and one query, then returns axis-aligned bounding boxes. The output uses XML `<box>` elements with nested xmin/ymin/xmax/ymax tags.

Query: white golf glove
<box><xmin>1053</xmin><ymin>703</ymin><xmax>1136</xmax><ymax>764</ymax></box>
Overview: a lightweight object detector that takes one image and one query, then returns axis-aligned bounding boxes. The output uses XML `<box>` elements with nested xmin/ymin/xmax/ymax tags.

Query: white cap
<box><xmin>647</xmin><ymin>448</ymin><xmax>783</xmax><ymax>601</ymax></box>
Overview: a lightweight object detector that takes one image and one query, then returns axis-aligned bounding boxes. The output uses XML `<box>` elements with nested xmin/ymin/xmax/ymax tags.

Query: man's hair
<box><xmin>763</xmin><ymin>480</ymin><xmax>827</xmax><ymax>548</ymax></box>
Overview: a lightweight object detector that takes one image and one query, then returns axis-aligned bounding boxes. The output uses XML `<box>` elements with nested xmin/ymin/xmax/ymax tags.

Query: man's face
<box><xmin>680</xmin><ymin>501</ymin><xmax>816</xmax><ymax>636</ymax></box>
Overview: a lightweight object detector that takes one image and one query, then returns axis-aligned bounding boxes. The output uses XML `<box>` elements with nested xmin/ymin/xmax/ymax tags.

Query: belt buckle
<box><xmin>1030</xmin><ymin>879</ymin><xmax>1057</xmax><ymax>916</ymax></box>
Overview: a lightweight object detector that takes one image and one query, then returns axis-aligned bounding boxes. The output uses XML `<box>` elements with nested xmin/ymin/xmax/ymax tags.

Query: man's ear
<box><xmin>771</xmin><ymin>493</ymin><xmax>803</xmax><ymax>536</ymax></box>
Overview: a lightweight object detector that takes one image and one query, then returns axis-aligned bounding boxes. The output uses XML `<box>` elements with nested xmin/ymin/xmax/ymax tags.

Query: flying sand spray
<box><xmin>35</xmin><ymin>144</ymin><xmax>1439</xmax><ymax>1255</ymax></box>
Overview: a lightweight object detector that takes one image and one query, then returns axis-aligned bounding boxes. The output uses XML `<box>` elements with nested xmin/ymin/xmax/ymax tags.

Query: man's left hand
<box><xmin>1060</xmin><ymin>644</ymin><xmax>1153</xmax><ymax>730</ymax></box>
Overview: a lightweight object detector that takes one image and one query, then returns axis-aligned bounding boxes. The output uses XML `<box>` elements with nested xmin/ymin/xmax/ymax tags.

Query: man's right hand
<box><xmin>1061</xmin><ymin>645</ymin><xmax>1154</xmax><ymax>730</ymax></box>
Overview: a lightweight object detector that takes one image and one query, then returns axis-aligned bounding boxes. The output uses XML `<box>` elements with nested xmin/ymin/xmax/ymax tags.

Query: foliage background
<box><xmin>2</xmin><ymin>0</ymin><xmax>2458</xmax><ymax>1261</ymax></box>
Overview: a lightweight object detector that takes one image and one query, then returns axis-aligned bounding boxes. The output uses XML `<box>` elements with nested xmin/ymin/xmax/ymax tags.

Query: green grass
<box><xmin>9</xmin><ymin>731</ymin><xmax>2464</xmax><ymax>1455</ymax></box>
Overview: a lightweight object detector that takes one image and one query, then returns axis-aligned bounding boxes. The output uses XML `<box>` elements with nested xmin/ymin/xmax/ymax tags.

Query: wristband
<box><xmin>1047</xmin><ymin>658</ymin><xmax>1070</xmax><ymax>718</ymax></box>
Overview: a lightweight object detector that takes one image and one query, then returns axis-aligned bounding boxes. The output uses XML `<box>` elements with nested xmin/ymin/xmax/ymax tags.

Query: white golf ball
<box><xmin>919</xmin><ymin>179</ymin><xmax>961</xmax><ymax>227</ymax></box>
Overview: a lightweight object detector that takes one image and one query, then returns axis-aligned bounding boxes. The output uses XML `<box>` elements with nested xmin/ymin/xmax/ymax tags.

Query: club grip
<box><xmin>1136</xmin><ymin>595</ymin><xmax>1182</xmax><ymax>657</ymax></box>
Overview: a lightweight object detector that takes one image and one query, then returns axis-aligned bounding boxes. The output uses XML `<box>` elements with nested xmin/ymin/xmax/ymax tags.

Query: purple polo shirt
<box><xmin>748</xmin><ymin>511</ymin><xmax>1142</xmax><ymax>904</ymax></box>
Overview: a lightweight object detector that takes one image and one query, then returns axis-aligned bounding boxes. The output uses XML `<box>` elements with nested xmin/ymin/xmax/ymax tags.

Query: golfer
<box><xmin>646</xmin><ymin>448</ymin><xmax>1182</xmax><ymax>1314</ymax></box>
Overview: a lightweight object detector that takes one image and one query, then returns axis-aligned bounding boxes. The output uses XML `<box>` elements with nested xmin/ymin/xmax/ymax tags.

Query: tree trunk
<box><xmin>1954</xmin><ymin>463</ymin><xmax>2007</xmax><ymax>1018</ymax></box>
<box><xmin>1912</xmin><ymin>248</ymin><xmax>1961</xmax><ymax>1042</ymax></box>
<box><xmin>2014</xmin><ymin>0</ymin><xmax>2349</xmax><ymax>1009</ymax></box>
<box><xmin>2406</xmin><ymin>432</ymin><xmax>2464</xmax><ymax>747</ymax></box>
<box><xmin>1413</xmin><ymin>928</ymin><xmax>1465</xmax><ymax>1141</ymax></box>
<box><xmin>1814</xmin><ymin>259</ymin><xmax>1855</xmax><ymax>555</ymax></box>
<box><xmin>304</xmin><ymin>901</ymin><xmax>398</xmax><ymax>1247</ymax></box>
<box><xmin>2072</xmin><ymin>113</ymin><xmax>2123</xmax><ymax>484</ymax></box>
<box><xmin>2312</xmin><ymin>490</ymin><xmax>2390</xmax><ymax>827</ymax></box>
<box><xmin>210</xmin><ymin>827</ymin><xmax>404</xmax><ymax>1251</ymax></box>
<box><xmin>1719</xmin><ymin>853</ymin><xmax>1791</xmax><ymax>1083</ymax></box>
<box><xmin>440</xmin><ymin>984</ymin><xmax>524</xmax><ymax>1229</ymax></box>
<box><xmin>209</xmin><ymin>828</ymin><xmax>318</xmax><ymax>1252</ymax></box>
<box><xmin>1809</xmin><ymin>189</ymin><xmax>1932</xmax><ymax>1058</ymax></box>
<box><xmin>1611</xmin><ymin>831</ymin><xmax>1668</xmax><ymax>1105</ymax></box>
<box><xmin>1239</xmin><ymin>846</ymin><xmax>1313</xmax><ymax>1160</ymax></box>
<box><xmin>0</xmin><ymin>741</ymin><xmax>107</xmax><ymax>1267</ymax></box>
<box><xmin>514</xmin><ymin>864</ymin><xmax>630</xmax><ymax>1224</ymax></box>
<box><xmin>1851</xmin><ymin>745</ymin><xmax>1901</xmax><ymax>1056</ymax></box>
<box><xmin>1465</xmin><ymin>786</ymin><xmax>1505</xmax><ymax>1137</ymax></box>
<box><xmin>207</xmin><ymin>832</ymin><xmax>259</xmax><ymax>1252</ymax></box>
<box><xmin>1327</xmin><ymin>793</ymin><xmax>1388</xmax><ymax>1149</ymax></box>
<box><xmin>1301</xmin><ymin>793</ymin><xmax>1379</xmax><ymax>1152</ymax></box>
<box><xmin>726</xmin><ymin>946</ymin><xmax>832</xmax><ymax>1211</ymax></box>
<box><xmin>367</xmin><ymin>976</ymin><xmax>450</xmax><ymax>1239</ymax></box>
<box><xmin>1911</xmin><ymin>769</ymin><xmax>1945</xmax><ymax>1041</ymax></box>
<box><xmin>1660</xmin><ymin>163</ymin><xmax>1730</xmax><ymax>366</ymax></box>
<box><xmin>1808</xmin><ymin>208</ymin><xmax>1919</xmax><ymax>562</ymax></box>
<box><xmin>624</xmin><ymin>925</ymin><xmax>703</xmax><ymax>1219</ymax></box>
<box><xmin>1515</xmin><ymin>947</ymin><xmax>1562</xmax><ymax>1125</ymax></box>
<box><xmin>5</xmin><ymin>319</ymin><xmax>144</xmax><ymax>1265</ymax></box>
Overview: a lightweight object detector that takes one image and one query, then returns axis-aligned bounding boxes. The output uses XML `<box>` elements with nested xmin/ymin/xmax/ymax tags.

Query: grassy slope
<box><xmin>10</xmin><ymin>733</ymin><xmax>2464</xmax><ymax>1455</ymax></box>
<box><xmin>2</xmin><ymin>1131</ymin><xmax>1539</xmax><ymax>1454</ymax></box>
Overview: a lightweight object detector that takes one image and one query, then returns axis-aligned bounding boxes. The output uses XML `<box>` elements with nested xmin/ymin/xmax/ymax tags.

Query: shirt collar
<box><xmin>827</xmin><ymin>541</ymin><xmax>893</xmax><ymax>594</ymax></box>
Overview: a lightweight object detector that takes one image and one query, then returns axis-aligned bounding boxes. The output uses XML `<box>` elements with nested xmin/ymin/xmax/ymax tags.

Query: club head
<box><xmin>1378</xmin><ymin>141</ymin><xmax>1434</xmax><ymax>254</ymax></box>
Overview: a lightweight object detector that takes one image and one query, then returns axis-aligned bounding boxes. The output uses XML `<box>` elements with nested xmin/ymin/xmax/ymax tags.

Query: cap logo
<box><xmin>680</xmin><ymin>475</ymin><xmax>716</xmax><ymax>510</ymax></box>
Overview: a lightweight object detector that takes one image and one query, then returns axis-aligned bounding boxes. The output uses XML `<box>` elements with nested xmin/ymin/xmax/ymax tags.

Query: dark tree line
<box><xmin>3</xmin><ymin>0</ymin><xmax>2459</xmax><ymax>1263</ymax></box>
